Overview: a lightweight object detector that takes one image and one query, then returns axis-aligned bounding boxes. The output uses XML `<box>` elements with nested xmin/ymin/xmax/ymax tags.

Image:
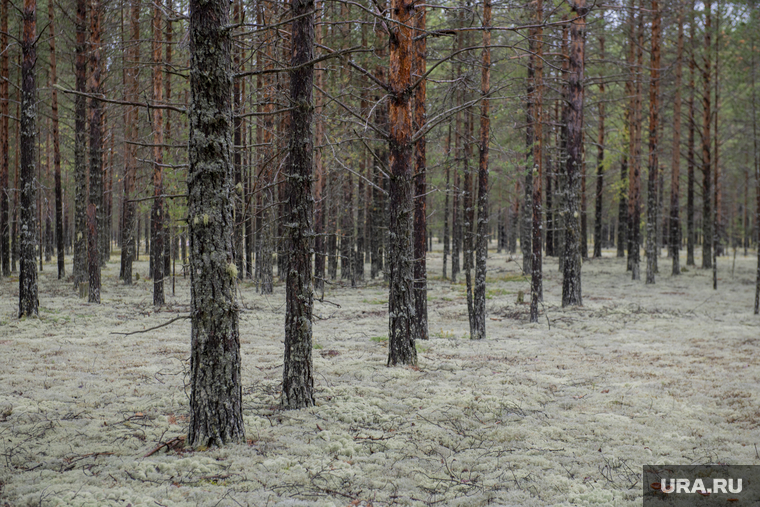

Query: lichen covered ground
<box><xmin>1</xmin><ymin>246</ymin><xmax>758</xmax><ymax>506</ymax></box>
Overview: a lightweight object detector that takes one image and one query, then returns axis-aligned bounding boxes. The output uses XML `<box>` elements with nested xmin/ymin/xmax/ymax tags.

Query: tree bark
<box><xmin>562</xmin><ymin>0</ymin><xmax>586</xmax><ymax>307</ymax></box>
<box><xmin>670</xmin><ymin>5</ymin><xmax>684</xmax><ymax>275</ymax></box>
<box><xmin>529</xmin><ymin>0</ymin><xmax>543</xmax><ymax>323</ymax></box>
<box><xmin>386</xmin><ymin>0</ymin><xmax>417</xmax><ymax>367</ymax></box>
<box><xmin>712</xmin><ymin>3</ymin><xmax>720</xmax><ymax>290</ymax></box>
<box><xmin>151</xmin><ymin>0</ymin><xmax>164</xmax><ymax>305</ymax></box>
<box><xmin>233</xmin><ymin>0</ymin><xmax>244</xmax><ymax>280</ymax></box>
<box><xmin>73</xmin><ymin>0</ymin><xmax>87</xmax><ymax>290</ymax></box>
<box><xmin>593</xmin><ymin>17</ymin><xmax>604</xmax><ymax>259</ymax></box>
<box><xmin>701</xmin><ymin>0</ymin><xmax>713</xmax><ymax>270</ymax></box>
<box><xmin>47</xmin><ymin>0</ymin><xmax>63</xmax><ymax>279</ymax></box>
<box><xmin>282</xmin><ymin>0</ymin><xmax>315</xmax><ymax>409</ymax></box>
<box><xmin>313</xmin><ymin>0</ymin><xmax>325</xmax><ymax>293</ymax></box>
<box><xmin>413</xmin><ymin>1</ymin><xmax>428</xmax><ymax>341</ymax></box>
<box><xmin>120</xmin><ymin>0</ymin><xmax>139</xmax><ymax>284</ymax></box>
<box><xmin>752</xmin><ymin>0</ymin><xmax>759</xmax><ymax>313</ymax></box>
<box><xmin>19</xmin><ymin>0</ymin><xmax>37</xmax><ymax>317</ymax></box>
<box><xmin>0</xmin><ymin>0</ymin><xmax>9</xmax><ymax>277</ymax></box>
<box><xmin>687</xmin><ymin>0</ymin><xmax>696</xmax><ymax>266</ymax></box>
<box><xmin>87</xmin><ymin>0</ymin><xmax>103</xmax><ymax>304</ymax></box>
<box><xmin>522</xmin><ymin>28</ymin><xmax>535</xmax><ymax>276</ymax></box>
<box><xmin>628</xmin><ymin>0</ymin><xmax>644</xmax><ymax>280</ymax></box>
<box><xmin>645</xmin><ymin>0</ymin><xmax>661</xmax><ymax>285</ymax></box>
<box><xmin>751</xmin><ymin>1</ymin><xmax>759</xmax><ymax>313</ymax></box>
<box><xmin>473</xmin><ymin>0</ymin><xmax>491</xmax><ymax>336</ymax></box>
<box><xmin>187</xmin><ymin>0</ymin><xmax>244</xmax><ymax>447</ymax></box>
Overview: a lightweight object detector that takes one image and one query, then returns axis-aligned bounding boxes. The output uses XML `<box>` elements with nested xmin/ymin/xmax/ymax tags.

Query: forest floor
<box><xmin>0</xmin><ymin>245</ymin><xmax>758</xmax><ymax>507</ymax></box>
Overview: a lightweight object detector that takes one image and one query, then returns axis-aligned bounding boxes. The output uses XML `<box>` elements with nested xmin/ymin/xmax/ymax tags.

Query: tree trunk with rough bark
<box><xmin>628</xmin><ymin>0</ymin><xmax>644</xmax><ymax>280</ymax></box>
<box><xmin>645</xmin><ymin>0</ymin><xmax>661</xmax><ymax>285</ymax></box>
<box><xmin>48</xmin><ymin>0</ymin><xmax>63</xmax><ymax>279</ymax></box>
<box><xmin>88</xmin><ymin>0</ymin><xmax>103</xmax><ymax>304</ymax></box>
<box><xmin>313</xmin><ymin>0</ymin><xmax>325</xmax><ymax>293</ymax></box>
<box><xmin>562</xmin><ymin>0</ymin><xmax>586</xmax><ymax>307</ymax></box>
<box><xmin>120</xmin><ymin>0</ymin><xmax>140</xmax><ymax>285</ymax></box>
<box><xmin>73</xmin><ymin>0</ymin><xmax>87</xmax><ymax>291</ymax></box>
<box><xmin>594</xmin><ymin>20</ymin><xmax>604</xmax><ymax>260</ymax></box>
<box><xmin>687</xmin><ymin>0</ymin><xmax>696</xmax><ymax>266</ymax></box>
<box><xmin>282</xmin><ymin>0</ymin><xmax>315</xmax><ymax>409</ymax></box>
<box><xmin>522</xmin><ymin>29</ymin><xmax>535</xmax><ymax>276</ymax></box>
<box><xmin>233</xmin><ymin>0</ymin><xmax>244</xmax><ymax>280</ymax></box>
<box><xmin>413</xmin><ymin>2</ymin><xmax>428</xmax><ymax>341</ymax></box>
<box><xmin>670</xmin><ymin>5</ymin><xmax>684</xmax><ymax>275</ymax></box>
<box><xmin>1</xmin><ymin>0</ymin><xmax>10</xmax><ymax>277</ymax></box>
<box><xmin>529</xmin><ymin>0</ymin><xmax>543</xmax><ymax>323</ymax></box>
<box><xmin>473</xmin><ymin>0</ymin><xmax>491</xmax><ymax>336</ymax></box>
<box><xmin>751</xmin><ymin>1</ymin><xmax>759</xmax><ymax>314</ymax></box>
<box><xmin>19</xmin><ymin>0</ymin><xmax>37</xmax><ymax>317</ymax></box>
<box><xmin>187</xmin><ymin>0</ymin><xmax>244</xmax><ymax>447</ymax></box>
<box><xmin>150</xmin><ymin>0</ymin><xmax>164</xmax><ymax>305</ymax></box>
<box><xmin>702</xmin><ymin>0</ymin><xmax>713</xmax><ymax>270</ymax></box>
<box><xmin>386</xmin><ymin>0</ymin><xmax>417</xmax><ymax>367</ymax></box>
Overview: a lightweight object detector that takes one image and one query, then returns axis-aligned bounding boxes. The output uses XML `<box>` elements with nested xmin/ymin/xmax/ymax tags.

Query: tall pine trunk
<box><xmin>48</xmin><ymin>0</ymin><xmax>63</xmax><ymax>278</ymax></box>
<box><xmin>120</xmin><ymin>0</ymin><xmax>140</xmax><ymax>284</ymax></box>
<box><xmin>529</xmin><ymin>0</ymin><xmax>543</xmax><ymax>322</ymax></box>
<box><xmin>187</xmin><ymin>0</ymin><xmax>244</xmax><ymax>447</ymax></box>
<box><xmin>386</xmin><ymin>0</ymin><xmax>417</xmax><ymax>367</ymax></box>
<box><xmin>73</xmin><ymin>0</ymin><xmax>87</xmax><ymax>291</ymax></box>
<box><xmin>151</xmin><ymin>0</ymin><xmax>164</xmax><ymax>305</ymax></box>
<box><xmin>670</xmin><ymin>5</ymin><xmax>684</xmax><ymax>275</ymax></box>
<box><xmin>313</xmin><ymin>0</ymin><xmax>325</xmax><ymax>293</ymax></box>
<box><xmin>687</xmin><ymin>0</ymin><xmax>696</xmax><ymax>266</ymax></box>
<box><xmin>87</xmin><ymin>0</ymin><xmax>103</xmax><ymax>304</ymax></box>
<box><xmin>413</xmin><ymin>2</ymin><xmax>428</xmax><ymax>340</ymax></box>
<box><xmin>18</xmin><ymin>0</ymin><xmax>37</xmax><ymax>317</ymax></box>
<box><xmin>645</xmin><ymin>0</ymin><xmax>661</xmax><ymax>284</ymax></box>
<box><xmin>522</xmin><ymin>28</ymin><xmax>535</xmax><ymax>276</ymax></box>
<box><xmin>1</xmin><ymin>0</ymin><xmax>9</xmax><ymax>277</ymax></box>
<box><xmin>593</xmin><ymin>17</ymin><xmax>604</xmax><ymax>259</ymax></box>
<box><xmin>562</xmin><ymin>0</ymin><xmax>586</xmax><ymax>306</ymax></box>
<box><xmin>701</xmin><ymin>0</ymin><xmax>713</xmax><ymax>270</ymax></box>
<box><xmin>752</xmin><ymin>0</ymin><xmax>759</xmax><ymax>313</ymax></box>
<box><xmin>282</xmin><ymin>0</ymin><xmax>315</xmax><ymax>408</ymax></box>
<box><xmin>628</xmin><ymin>1</ymin><xmax>644</xmax><ymax>280</ymax></box>
<box><xmin>473</xmin><ymin>0</ymin><xmax>491</xmax><ymax>336</ymax></box>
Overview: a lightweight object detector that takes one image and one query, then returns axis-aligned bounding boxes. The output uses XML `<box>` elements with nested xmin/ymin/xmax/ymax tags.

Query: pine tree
<box><xmin>18</xmin><ymin>0</ymin><xmax>37</xmax><ymax>317</ymax></box>
<box><xmin>187</xmin><ymin>0</ymin><xmax>244</xmax><ymax>447</ymax></box>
